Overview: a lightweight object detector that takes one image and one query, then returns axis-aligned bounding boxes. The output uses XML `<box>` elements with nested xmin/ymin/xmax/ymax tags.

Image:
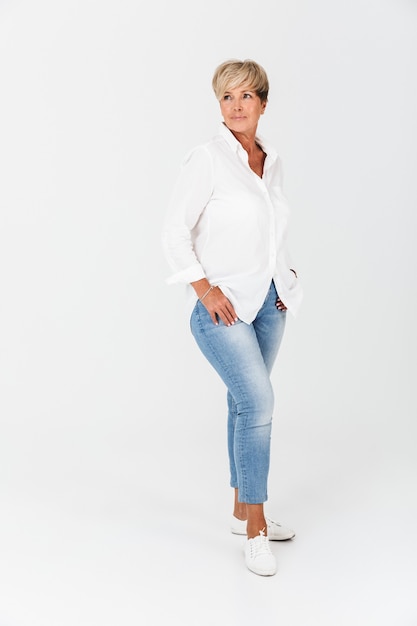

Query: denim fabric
<box><xmin>190</xmin><ymin>281</ymin><xmax>286</xmax><ymax>504</ymax></box>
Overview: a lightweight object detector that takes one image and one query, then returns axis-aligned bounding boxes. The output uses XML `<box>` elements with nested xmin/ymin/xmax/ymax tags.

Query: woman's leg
<box><xmin>252</xmin><ymin>281</ymin><xmax>286</xmax><ymax>376</ymax></box>
<box><xmin>190</xmin><ymin>286</ymin><xmax>285</xmax><ymax>536</ymax></box>
<box><xmin>229</xmin><ymin>282</ymin><xmax>287</xmax><ymax>531</ymax></box>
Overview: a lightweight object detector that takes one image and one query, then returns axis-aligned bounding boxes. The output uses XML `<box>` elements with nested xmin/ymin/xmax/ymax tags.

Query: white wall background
<box><xmin>1</xmin><ymin>1</ymin><xmax>416</xmax><ymax>625</ymax></box>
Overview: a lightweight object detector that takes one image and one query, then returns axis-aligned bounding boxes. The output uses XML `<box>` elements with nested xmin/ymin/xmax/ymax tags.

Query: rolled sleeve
<box><xmin>165</xmin><ymin>263</ymin><xmax>206</xmax><ymax>285</ymax></box>
<box><xmin>162</xmin><ymin>146</ymin><xmax>213</xmax><ymax>284</ymax></box>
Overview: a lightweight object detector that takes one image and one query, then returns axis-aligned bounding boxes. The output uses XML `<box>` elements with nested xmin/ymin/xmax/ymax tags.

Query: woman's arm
<box><xmin>162</xmin><ymin>146</ymin><xmax>213</xmax><ymax>285</ymax></box>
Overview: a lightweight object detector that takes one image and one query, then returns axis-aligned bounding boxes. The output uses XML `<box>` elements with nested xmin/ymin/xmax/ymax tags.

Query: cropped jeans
<box><xmin>190</xmin><ymin>280</ymin><xmax>286</xmax><ymax>504</ymax></box>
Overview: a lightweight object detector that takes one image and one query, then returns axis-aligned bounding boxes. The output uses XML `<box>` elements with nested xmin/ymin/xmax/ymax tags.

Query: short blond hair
<box><xmin>212</xmin><ymin>59</ymin><xmax>269</xmax><ymax>102</ymax></box>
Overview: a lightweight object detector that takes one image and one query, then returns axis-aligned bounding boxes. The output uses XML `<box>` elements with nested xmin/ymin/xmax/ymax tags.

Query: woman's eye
<box><xmin>223</xmin><ymin>94</ymin><xmax>232</xmax><ymax>100</ymax></box>
<box><xmin>243</xmin><ymin>93</ymin><xmax>252</xmax><ymax>98</ymax></box>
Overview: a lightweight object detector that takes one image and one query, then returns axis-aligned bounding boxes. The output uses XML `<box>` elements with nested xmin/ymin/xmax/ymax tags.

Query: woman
<box><xmin>162</xmin><ymin>59</ymin><xmax>303</xmax><ymax>576</ymax></box>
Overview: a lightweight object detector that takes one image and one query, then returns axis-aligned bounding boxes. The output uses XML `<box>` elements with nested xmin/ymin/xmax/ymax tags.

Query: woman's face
<box><xmin>219</xmin><ymin>84</ymin><xmax>267</xmax><ymax>135</ymax></box>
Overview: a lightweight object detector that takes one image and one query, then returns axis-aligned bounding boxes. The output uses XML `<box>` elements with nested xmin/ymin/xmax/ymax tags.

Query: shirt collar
<box><xmin>217</xmin><ymin>122</ymin><xmax>278</xmax><ymax>164</ymax></box>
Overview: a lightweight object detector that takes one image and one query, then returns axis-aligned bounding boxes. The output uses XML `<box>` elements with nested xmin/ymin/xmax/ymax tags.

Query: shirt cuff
<box><xmin>165</xmin><ymin>263</ymin><xmax>206</xmax><ymax>285</ymax></box>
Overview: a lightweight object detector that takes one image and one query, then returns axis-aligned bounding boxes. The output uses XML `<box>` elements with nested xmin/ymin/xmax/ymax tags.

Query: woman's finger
<box><xmin>203</xmin><ymin>288</ymin><xmax>238</xmax><ymax>326</ymax></box>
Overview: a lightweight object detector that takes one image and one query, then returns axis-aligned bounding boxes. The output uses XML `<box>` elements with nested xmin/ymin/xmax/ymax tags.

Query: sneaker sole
<box><xmin>232</xmin><ymin>528</ymin><xmax>295</xmax><ymax>541</ymax></box>
<box><xmin>246</xmin><ymin>563</ymin><xmax>277</xmax><ymax>576</ymax></box>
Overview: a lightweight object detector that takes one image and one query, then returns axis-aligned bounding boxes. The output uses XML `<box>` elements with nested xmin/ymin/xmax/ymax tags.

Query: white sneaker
<box><xmin>245</xmin><ymin>530</ymin><xmax>277</xmax><ymax>576</ymax></box>
<box><xmin>231</xmin><ymin>515</ymin><xmax>295</xmax><ymax>541</ymax></box>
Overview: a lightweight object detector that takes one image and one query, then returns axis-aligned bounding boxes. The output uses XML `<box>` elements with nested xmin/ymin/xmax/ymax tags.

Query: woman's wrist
<box><xmin>191</xmin><ymin>278</ymin><xmax>212</xmax><ymax>300</ymax></box>
<box><xmin>200</xmin><ymin>285</ymin><xmax>215</xmax><ymax>301</ymax></box>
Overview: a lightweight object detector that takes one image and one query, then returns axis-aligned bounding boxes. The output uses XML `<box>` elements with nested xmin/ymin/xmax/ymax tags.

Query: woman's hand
<box><xmin>203</xmin><ymin>286</ymin><xmax>238</xmax><ymax>326</ymax></box>
<box><xmin>276</xmin><ymin>297</ymin><xmax>287</xmax><ymax>311</ymax></box>
<box><xmin>191</xmin><ymin>279</ymin><xmax>238</xmax><ymax>326</ymax></box>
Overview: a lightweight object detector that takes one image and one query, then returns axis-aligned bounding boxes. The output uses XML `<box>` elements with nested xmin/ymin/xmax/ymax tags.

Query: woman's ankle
<box><xmin>233</xmin><ymin>489</ymin><xmax>247</xmax><ymax>520</ymax></box>
<box><xmin>246</xmin><ymin>503</ymin><xmax>266</xmax><ymax>538</ymax></box>
<box><xmin>247</xmin><ymin>523</ymin><xmax>267</xmax><ymax>539</ymax></box>
<box><xmin>233</xmin><ymin>505</ymin><xmax>247</xmax><ymax>521</ymax></box>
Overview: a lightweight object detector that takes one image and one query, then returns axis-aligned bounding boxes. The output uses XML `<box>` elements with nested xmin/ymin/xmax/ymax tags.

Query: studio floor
<box><xmin>1</xmin><ymin>465</ymin><xmax>416</xmax><ymax>626</ymax></box>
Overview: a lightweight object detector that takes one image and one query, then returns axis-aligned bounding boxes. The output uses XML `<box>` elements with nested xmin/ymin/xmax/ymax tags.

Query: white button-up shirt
<box><xmin>162</xmin><ymin>123</ymin><xmax>303</xmax><ymax>323</ymax></box>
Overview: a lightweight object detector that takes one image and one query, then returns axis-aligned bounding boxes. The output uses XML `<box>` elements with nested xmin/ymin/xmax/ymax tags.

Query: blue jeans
<box><xmin>190</xmin><ymin>281</ymin><xmax>286</xmax><ymax>504</ymax></box>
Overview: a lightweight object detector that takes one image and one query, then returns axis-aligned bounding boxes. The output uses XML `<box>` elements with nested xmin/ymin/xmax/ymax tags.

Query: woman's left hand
<box><xmin>276</xmin><ymin>298</ymin><xmax>287</xmax><ymax>311</ymax></box>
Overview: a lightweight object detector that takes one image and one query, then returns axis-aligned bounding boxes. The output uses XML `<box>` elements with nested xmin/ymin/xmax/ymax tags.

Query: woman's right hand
<box><xmin>201</xmin><ymin>286</ymin><xmax>238</xmax><ymax>326</ymax></box>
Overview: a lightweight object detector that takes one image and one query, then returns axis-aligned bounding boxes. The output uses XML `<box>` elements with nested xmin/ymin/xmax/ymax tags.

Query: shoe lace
<box><xmin>266</xmin><ymin>517</ymin><xmax>282</xmax><ymax>528</ymax></box>
<box><xmin>249</xmin><ymin>529</ymin><xmax>272</xmax><ymax>557</ymax></box>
